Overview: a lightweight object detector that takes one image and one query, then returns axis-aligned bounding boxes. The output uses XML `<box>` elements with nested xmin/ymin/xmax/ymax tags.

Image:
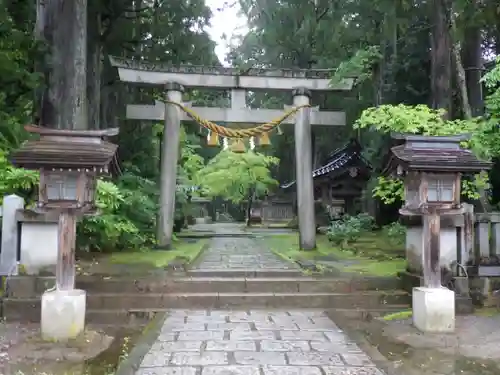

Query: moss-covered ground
<box><xmin>266</xmin><ymin>232</ymin><xmax>406</xmax><ymax>277</ymax></box>
<box><xmin>75</xmin><ymin>238</ymin><xmax>209</xmax><ymax>275</ymax></box>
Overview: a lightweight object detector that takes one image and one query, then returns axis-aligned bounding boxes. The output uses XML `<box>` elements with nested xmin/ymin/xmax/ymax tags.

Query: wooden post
<box><xmin>157</xmin><ymin>82</ymin><xmax>184</xmax><ymax>248</ymax></box>
<box><xmin>293</xmin><ymin>88</ymin><xmax>316</xmax><ymax>250</ymax></box>
<box><xmin>423</xmin><ymin>210</ymin><xmax>441</xmax><ymax>288</ymax></box>
<box><xmin>56</xmin><ymin>210</ymin><xmax>77</xmax><ymax>291</ymax></box>
<box><xmin>462</xmin><ymin>203</ymin><xmax>474</xmax><ymax>270</ymax></box>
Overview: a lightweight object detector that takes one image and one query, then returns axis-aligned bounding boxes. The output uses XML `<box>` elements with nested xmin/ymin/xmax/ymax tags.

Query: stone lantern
<box><xmin>10</xmin><ymin>125</ymin><xmax>118</xmax><ymax>341</ymax></box>
<box><xmin>386</xmin><ymin>134</ymin><xmax>491</xmax><ymax>333</ymax></box>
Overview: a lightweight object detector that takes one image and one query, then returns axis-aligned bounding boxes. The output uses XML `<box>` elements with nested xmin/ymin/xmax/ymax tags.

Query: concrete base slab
<box><xmin>413</xmin><ymin>287</ymin><xmax>455</xmax><ymax>333</ymax></box>
<box><xmin>41</xmin><ymin>289</ymin><xmax>86</xmax><ymax>341</ymax></box>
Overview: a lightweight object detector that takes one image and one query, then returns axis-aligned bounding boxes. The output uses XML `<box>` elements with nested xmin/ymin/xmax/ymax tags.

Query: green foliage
<box><xmin>0</xmin><ymin>3</ymin><xmax>40</xmax><ymax>151</ymax></box>
<box><xmin>382</xmin><ymin>222</ymin><xmax>406</xmax><ymax>247</ymax></box>
<box><xmin>77</xmin><ymin>177</ymin><xmax>154</xmax><ymax>253</ymax></box>
<box><xmin>327</xmin><ymin>214</ymin><xmax>375</xmax><ymax>249</ymax></box>
<box><xmin>355</xmin><ymin>101</ymin><xmax>499</xmax><ymax>204</ymax></box>
<box><xmin>327</xmin><ymin>221</ymin><xmax>361</xmax><ymax>248</ymax></box>
<box><xmin>372</xmin><ymin>176</ymin><xmax>404</xmax><ymax>205</ymax></box>
<box><xmin>0</xmin><ymin>152</ymin><xmax>38</xmax><ymax>204</ymax></box>
<box><xmin>355</xmin><ymin>104</ymin><xmax>477</xmax><ymax>137</ymax></box>
<box><xmin>195</xmin><ymin>150</ymin><xmax>279</xmax><ymax>203</ymax></box>
<box><xmin>331</xmin><ymin>46</ymin><xmax>383</xmax><ymax>86</ymax></box>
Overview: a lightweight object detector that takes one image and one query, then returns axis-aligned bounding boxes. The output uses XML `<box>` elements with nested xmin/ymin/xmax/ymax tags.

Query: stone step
<box><xmin>5</xmin><ymin>275</ymin><xmax>400</xmax><ymax>297</ymax></box>
<box><xmin>2</xmin><ymin>291</ymin><xmax>410</xmax><ymax>313</ymax></box>
<box><xmin>0</xmin><ymin>302</ymin><xmax>153</xmax><ymax>325</ymax></box>
<box><xmin>186</xmin><ymin>269</ymin><xmax>303</xmax><ymax>277</ymax></box>
<box><xmin>2</xmin><ymin>304</ymin><xmax>410</xmax><ymax>325</ymax></box>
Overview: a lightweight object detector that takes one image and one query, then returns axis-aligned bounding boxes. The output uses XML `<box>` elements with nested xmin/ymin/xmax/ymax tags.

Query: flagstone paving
<box><xmin>137</xmin><ymin>225</ymin><xmax>386</xmax><ymax>374</ymax></box>
<box><xmin>191</xmin><ymin>236</ymin><xmax>297</xmax><ymax>271</ymax></box>
<box><xmin>136</xmin><ymin>309</ymin><xmax>385</xmax><ymax>375</ymax></box>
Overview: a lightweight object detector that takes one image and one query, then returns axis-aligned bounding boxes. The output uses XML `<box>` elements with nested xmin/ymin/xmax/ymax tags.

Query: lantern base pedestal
<box><xmin>41</xmin><ymin>289</ymin><xmax>86</xmax><ymax>341</ymax></box>
<box><xmin>412</xmin><ymin>287</ymin><xmax>455</xmax><ymax>333</ymax></box>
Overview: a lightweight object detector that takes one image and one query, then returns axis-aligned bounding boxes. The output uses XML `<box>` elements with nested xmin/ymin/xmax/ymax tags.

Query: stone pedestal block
<box><xmin>20</xmin><ymin>222</ymin><xmax>58</xmax><ymax>274</ymax></box>
<box><xmin>41</xmin><ymin>289</ymin><xmax>86</xmax><ymax>341</ymax></box>
<box><xmin>413</xmin><ymin>287</ymin><xmax>455</xmax><ymax>333</ymax></box>
<box><xmin>406</xmin><ymin>227</ymin><xmax>458</xmax><ymax>272</ymax></box>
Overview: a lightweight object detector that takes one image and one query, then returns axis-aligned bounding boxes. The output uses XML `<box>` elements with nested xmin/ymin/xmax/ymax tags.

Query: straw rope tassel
<box><xmin>231</xmin><ymin>139</ymin><xmax>246</xmax><ymax>153</ymax></box>
<box><xmin>207</xmin><ymin>130</ymin><xmax>219</xmax><ymax>146</ymax></box>
<box><xmin>259</xmin><ymin>132</ymin><xmax>271</xmax><ymax>146</ymax></box>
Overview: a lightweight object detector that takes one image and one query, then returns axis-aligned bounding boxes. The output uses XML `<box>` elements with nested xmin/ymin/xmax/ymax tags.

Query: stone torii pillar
<box><xmin>293</xmin><ymin>88</ymin><xmax>315</xmax><ymax>249</ymax></box>
<box><xmin>159</xmin><ymin>82</ymin><xmax>183</xmax><ymax>248</ymax></box>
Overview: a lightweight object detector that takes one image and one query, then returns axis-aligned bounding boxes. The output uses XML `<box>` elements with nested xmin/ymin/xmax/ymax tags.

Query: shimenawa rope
<box><xmin>163</xmin><ymin>100</ymin><xmax>310</xmax><ymax>139</ymax></box>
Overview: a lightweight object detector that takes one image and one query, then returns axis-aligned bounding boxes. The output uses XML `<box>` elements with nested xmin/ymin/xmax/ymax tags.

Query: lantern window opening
<box><xmin>426</xmin><ymin>175</ymin><xmax>455</xmax><ymax>202</ymax></box>
<box><xmin>46</xmin><ymin>172</ymin><xmax>79</xmax><ymax>201</ymax></box>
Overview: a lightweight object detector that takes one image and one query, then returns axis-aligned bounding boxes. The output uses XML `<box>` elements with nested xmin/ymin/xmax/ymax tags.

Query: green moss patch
<box><xmin>266</xmin><ymin>232</ymin><xmax>406</xmax><ymax>277</ymax></box>
<box><xmin>108</xmin><ymin>239</ymin><xmax>209</xmax><ymax>267</ymax></box>
<box><xmin>382</xmin><ymin>309</ymin><xmax>413</xmax><ymax>321</ymax></box>
<box><xmin>76</xmin><ymin>239</ymin><xmax>209</xmax><ymax>275</ymax></box>
<box><xmin>472</xmin><ymin>307</ymin><xmax>500</xmax><ymax>317</ymax></box>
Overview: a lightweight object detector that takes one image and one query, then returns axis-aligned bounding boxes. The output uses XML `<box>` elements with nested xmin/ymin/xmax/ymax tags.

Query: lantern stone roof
<box><xmin>281</xmin><ymin>139</ymin><xmax>371</xmax><ymax>189</ymax></box>
<box><xmin>10</xmin><ymin>125</ymin><xmax>119</xmax><ymax>170</ymax></box>
<box><xmin>385</xmin><ymin>134</ymin><xmax>492</xmax><ymax>173</ymax></box>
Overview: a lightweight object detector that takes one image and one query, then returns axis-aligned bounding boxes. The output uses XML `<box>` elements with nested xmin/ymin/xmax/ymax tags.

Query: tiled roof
<box><xmin>388</xmin><ymin>134</ymin><xmax>492</xmax><ymax>172</ymax></box>
<box><xmin>391</xmin><ymin>145</ymin><xmax>490</xmax><ymax>171</ymax></box>
<box><xmin>11</xmin><ymin>139</ymin><xmax>117</xmax><ymax>170</ymax></box>
<box><xmin>281</xmin><ymin>139</ymin><xmax>371</xmax><ymax>189</ymax></box>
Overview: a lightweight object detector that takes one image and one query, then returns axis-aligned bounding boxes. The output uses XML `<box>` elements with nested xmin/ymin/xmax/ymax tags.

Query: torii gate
<box><xmin>110</xmin><ymin>57</ymin><xmax>353</xmax><ymax>250</ymax></box>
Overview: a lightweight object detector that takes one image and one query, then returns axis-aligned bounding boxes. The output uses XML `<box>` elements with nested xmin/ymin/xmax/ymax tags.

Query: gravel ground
<box><xmin>0</xmin><ymin>320</ymin><xmax>116</xmax><ymax>375</ymax></box>
<box><xmin>0</xmin><ymin>321</ymin><xmax>40</xmax><ymax>372</ymax></box>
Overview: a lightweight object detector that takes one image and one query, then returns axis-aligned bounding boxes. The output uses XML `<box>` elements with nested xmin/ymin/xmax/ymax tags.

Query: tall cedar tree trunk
<box><xmin>430</xmin><ymin>0</ymin><xmax>452</xmax><ymax>118</ymax></box>
<box><xmin>36</xmin><ymin>0</ymin><xmax>88</xmax><ymax>129</ymax></box>
<box><xmin>452</xmin><ymin>43</ymin><xmax>472</xmax><ymax>119</ymax></box>
<box><xmin>87</xmin><ymin>0</ymin><xmax>102</xmax><ymax>129</ymax></box>
<box><xmin>463</xmin><ymin>26</ymin><xmax>484</xmax><ymax>116</ymax></box>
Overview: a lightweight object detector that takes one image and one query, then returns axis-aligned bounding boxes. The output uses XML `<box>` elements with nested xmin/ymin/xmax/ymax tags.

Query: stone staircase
<box><xmin>2</xmin><ymin>226</ymin><xmax>411</xmax><ymax>325</ymax></box>
<box><xmin>2</xmin><ymin>272</ymin><xmax>410</xmax><ymax>325</ymax></box>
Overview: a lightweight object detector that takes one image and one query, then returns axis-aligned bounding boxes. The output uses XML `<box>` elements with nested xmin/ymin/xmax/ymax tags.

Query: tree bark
<box><xmin>36</xmin><ymin>0</ymin><xmax>88</xmax><ymax>130</ymax></box>
<box><xmin>430</xmin><ymin>0</ymin><xmax>452</xmax><ymax>118</ymax></box>
<box><xmin>87</xmin><ymin>0</ymin><xmax>102</xmax><ymax>129</ymax></box>
<box><xmin>463</xmin><ymin>26</ymin><xmax>484</xmax><ymax>116</ymax></box>
<box><xmin>452</xmin><ymin>42</ymin><xmax>472</xmax><ymax>120</ymax></box>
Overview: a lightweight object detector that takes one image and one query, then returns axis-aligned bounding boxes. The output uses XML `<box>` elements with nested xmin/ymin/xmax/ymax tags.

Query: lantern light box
<box><xmin>388</xmin><ymin>134</ymin><xmax>490</xmax><ymax>211</ymax></box>
<box><xmin>11</xmin><ymin>125</ymin><xmax>118</xmax><ymax>212</ymax></box>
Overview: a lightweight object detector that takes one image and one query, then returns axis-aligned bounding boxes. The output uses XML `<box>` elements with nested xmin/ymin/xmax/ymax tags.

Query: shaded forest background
<box><xmin>1</xmin><ymin>0</ymin><xmax>500</xmax><ymax>251</ymax></box>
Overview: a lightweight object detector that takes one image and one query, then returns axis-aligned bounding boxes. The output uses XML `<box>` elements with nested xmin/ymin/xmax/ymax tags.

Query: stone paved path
<box><xmin>136</xmin><ymin>309</ymin><xmax>384</xmax><ymax>375</ymax></box>
<box><xmin>135</xmin><ymin>224</ymin><xmax>385</xmax><ymax>374</ymax></box>
<box><xmin>192</xmin><ymin>237</ymin><xmax>297</xmax><ymax>271</ymax></box>
<box><xmin>191</xmin><ymin>224</ymin><xmax>298</xmax><ymax>271</ymax></box>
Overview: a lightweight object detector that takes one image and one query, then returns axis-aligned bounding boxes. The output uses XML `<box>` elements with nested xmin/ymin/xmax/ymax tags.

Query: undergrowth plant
<box><xmin>326</xmin><ymin>213</ymin><xmax>375</xmax><ymax>249</ymax></box>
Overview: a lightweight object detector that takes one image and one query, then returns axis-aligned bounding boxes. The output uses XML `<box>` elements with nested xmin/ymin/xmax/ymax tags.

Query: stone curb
<box><xmin>185</xmin><ymin>241</ymin><xmax>213</xmax><ymax>270</ymax></box>
<box><xmin>179</xmin><ymin>233</ymin><xmax>257</xmax><ymax>239</ymax></box>
<box><xmin>114</xmin><ymin>311</ymin><xmax>168</xmax><ymax>375</ymax></box>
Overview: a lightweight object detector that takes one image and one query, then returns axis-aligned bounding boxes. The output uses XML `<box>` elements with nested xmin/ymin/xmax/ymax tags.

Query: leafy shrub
<box><xmin>382</xmin><ymin>222</ymin><xmax>406</xmax><ymax>246</ymax></box>
<box><xmin>344</xmin><ymin>213</ymin><xmax>375</xmax><ymax>231</ymax></box>
<box><xmin>326</xmin><ymin>213</ymin><xmax>375</xmax><ymax>249</ymax></box>
<box><xmin>0</xmin><ymin>152</ymin><xmax>39</xmax><ymax>204</ymax></box>
<box><xmin>327</xmin><ymin>220</ymin><xmax>361</xmax><ymax>248</ymax></box>
<box><xmin>77</xmin><ymin>173</ymin><xmax>158</xmax><ymax>253</ymax></box>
